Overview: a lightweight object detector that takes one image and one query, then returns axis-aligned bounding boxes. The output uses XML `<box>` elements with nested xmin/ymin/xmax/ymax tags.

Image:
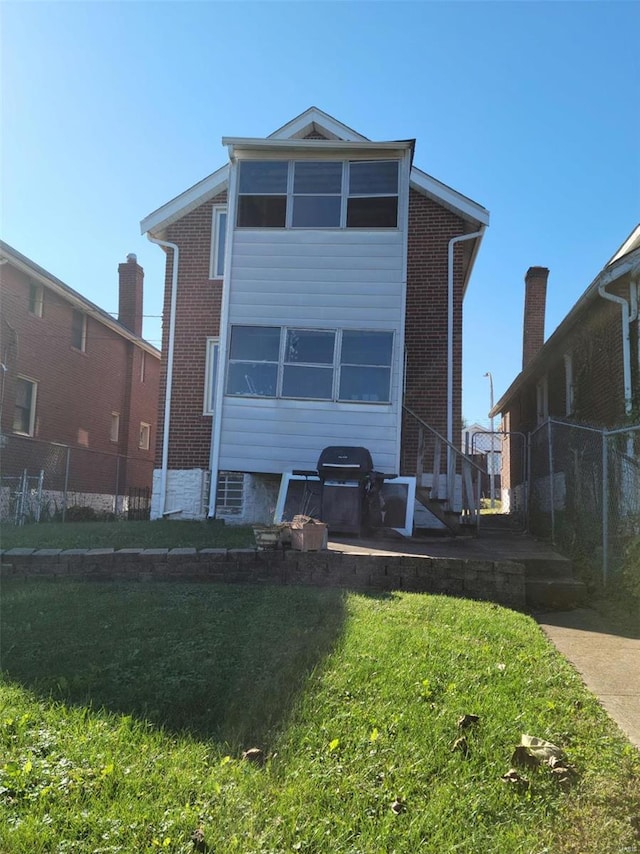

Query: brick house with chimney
<box><xmin>0</xmin><ymin>241</ymin><xmax>160</xmax><ymax>515</ymax></box>
<box><xmin>491</xmin><ymin>225</ymin><xmax>640</xmax><ymax>512</ymax></box>
<box><xmin>141</xmin><ymin>107</ymin><xmax>489</xmax><ymax>527</ymax></box>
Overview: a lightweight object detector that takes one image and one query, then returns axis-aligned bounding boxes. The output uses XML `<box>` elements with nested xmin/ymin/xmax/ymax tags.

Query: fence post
<box><xmin>62</xmin><ymin>446</ymin><xmax>71</xmax><ymax>523</ymax></box>
<box><xmin>547</xmin><ymin>419</ymin><xmax>555</xmax><ymax>544</ymax></box>
<box><xmin>602</xmin><ymin>429</ymin><xmax>609</xmax><ymax>586</ymax></box>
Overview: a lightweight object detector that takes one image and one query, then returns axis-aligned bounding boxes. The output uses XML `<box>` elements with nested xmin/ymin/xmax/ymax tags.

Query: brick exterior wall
<box><xmin>522</xmin><ymin>267</ymin><xmax>549</xmax><ymax>369</ymax></box>
<box><xmin>155</xmin><ymin>187</ymin><xmax>473</xmax><ymax>479</ymax></box>
<box><xmin>0</xmin><ymin>260</ymin><xmax>160</xmax><ymax>492</ymax></box>
<box><xmin>401</xmin><ymin>190</ymin><xmax>468</xmax><ymax>475</ymax></box>
<box><xmin>156</xmin><ymin>191</ymin><xmax>227</xmax><ymax>470</ymax></box>
<box><xmin>118</xmin><ymin>254</ymin><xmax>144</xmax><ymax>336</ymax></box>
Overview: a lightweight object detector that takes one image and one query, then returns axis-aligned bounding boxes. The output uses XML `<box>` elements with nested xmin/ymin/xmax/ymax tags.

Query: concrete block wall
<box><xmin>1</xmin><ymin>547</ymin><xmax>526</xmax><ymax>610</ymax></box>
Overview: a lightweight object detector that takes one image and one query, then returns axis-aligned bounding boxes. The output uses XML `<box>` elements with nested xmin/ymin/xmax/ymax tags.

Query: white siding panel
<box><xmin>220</xmin><ymin>226</ymin><xmax>405</xmax><ymax>474</ymax></box>
<box><xmin>219</xmin><ymin>399</ymin><xmax>398</xmax><ymax>474</ymax></box>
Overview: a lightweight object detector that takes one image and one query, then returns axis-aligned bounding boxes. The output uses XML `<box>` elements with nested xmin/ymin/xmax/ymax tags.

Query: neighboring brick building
<box><xmin>141</xmin><ymin>107</ymin><xmax>489</xmax><ymax>526</ymax></box>
<box><xmin>0</xmin><ymin>242</ymin><xmax>160</xmax><ymax>514</ymax></box>
<box><xmin>491</xmin><ymin>225</ymin><xmax>640</xmax><ymax>510</ymax></box>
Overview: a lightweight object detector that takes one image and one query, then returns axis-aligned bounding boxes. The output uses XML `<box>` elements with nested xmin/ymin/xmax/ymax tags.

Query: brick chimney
<box><xmin>118</xmin><ymin>253</ymin><xmax>144</xmax><ymax>337</ymax></box>
<box><xmin>522</xmin><ymin>266</ymin><xmax>549</xmax><ymax>369</ymax></box>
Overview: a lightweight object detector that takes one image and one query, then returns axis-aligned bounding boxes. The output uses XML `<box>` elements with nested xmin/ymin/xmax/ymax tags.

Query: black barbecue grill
<box><xmin>294</xmin><ymin>446</ymin><xmax>396</xmax><ymax>536</ymax></box>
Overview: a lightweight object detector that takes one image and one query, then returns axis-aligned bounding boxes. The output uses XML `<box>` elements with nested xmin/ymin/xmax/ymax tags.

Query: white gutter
<box><xmin>447</xmin><ymin>229</ymin><xmax>485</xmax><ymax>446</ymax></box>
<box><xmin>597</xmin><ymin>260</ymin><xmax>640</xmax><ymax>416</ymax></box>
<box><xmin>146</xmin><ymin>235</ymin><xmax>180</xmax><ymax>516</ymax></box>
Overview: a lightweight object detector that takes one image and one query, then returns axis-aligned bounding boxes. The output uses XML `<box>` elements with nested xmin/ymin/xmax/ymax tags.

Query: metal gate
<box><xmin>468</xmin><ymin>430</ymin><xmax>528</xmax><ymax>531</ymax></box>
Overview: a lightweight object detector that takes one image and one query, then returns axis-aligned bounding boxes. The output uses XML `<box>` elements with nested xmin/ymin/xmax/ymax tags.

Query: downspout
<box><xmin>146</xmin><ymin>235</ymin><xmax>180</xmax><ymax>516</ymax></box>
<box><xmin>446</xmin><ymin>229</ymin><xmax>484</xmax><ymax>503</ymax></box>
<box><xmin>597</xmin><ymin>266</ymin><xmax>640</xmax><ymax>417</ymax></box>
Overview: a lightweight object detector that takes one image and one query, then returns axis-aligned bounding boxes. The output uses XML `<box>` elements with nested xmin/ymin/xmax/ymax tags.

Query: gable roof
<box><xmin>140</xmin><ymin>107</ymin><xmax>489</xmax><ymax>237</ymax></box>
<box><xmin>490</xmin><ymin>224</ymin><xmax>640</xmax><ymax>417</ymax></box>
<box><xmin>0</xmin><ymin>240</ymin><xmax>160</xmax><ymax>358</ymax></box>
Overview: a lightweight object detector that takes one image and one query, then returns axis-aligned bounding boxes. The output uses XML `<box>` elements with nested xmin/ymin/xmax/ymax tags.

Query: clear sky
<box><xmin>2</xmin><ymin>1</ymin><xmax>638</xmax><ymax>428</ymax></box>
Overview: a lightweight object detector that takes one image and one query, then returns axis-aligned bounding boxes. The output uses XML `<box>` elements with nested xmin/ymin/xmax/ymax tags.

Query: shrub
<box><xmin>620</xmin><ymin>535</ymin><xmax>640</xmax><ymax>601</ymax></box>
<box><xmin>64</xmin><ymin>505</ymin><xmax>98</xmax><ymax>523</ymax></box>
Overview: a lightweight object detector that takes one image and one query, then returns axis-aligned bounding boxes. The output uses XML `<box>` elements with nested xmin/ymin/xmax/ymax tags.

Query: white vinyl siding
<box><xmin>218</xmin><ymin>227</ymin><xmax>404</xmax><ymax>474</ymax></box>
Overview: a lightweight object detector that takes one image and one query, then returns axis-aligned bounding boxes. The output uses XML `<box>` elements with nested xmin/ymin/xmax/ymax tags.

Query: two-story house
<box><xmin>141</xmin><ymin>107</ymin><xmax>489</xmax><ymax>527</ymax></box>
<box><xmin>0</xmin><ymin>242</ymin><xmax>161</xmax><ymax>517</ymax></box>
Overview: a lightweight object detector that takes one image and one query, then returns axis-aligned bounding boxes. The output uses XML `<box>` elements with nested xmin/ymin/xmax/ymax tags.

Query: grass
<box><xmin>0</xmin><ymin>519</ymin><xmax>254</xmax><ymax>551</ymax></box>
<box><xmin>1</xmin><ymin>581</ymin><xmax>639</xmax><ymax>853</ymax></box>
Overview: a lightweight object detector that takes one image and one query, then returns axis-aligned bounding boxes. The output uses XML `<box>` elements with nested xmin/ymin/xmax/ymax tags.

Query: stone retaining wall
<box><xmin>1</xmin><ymin>548</ymin><xmax>526</xmax><ymax>609</ymax></box>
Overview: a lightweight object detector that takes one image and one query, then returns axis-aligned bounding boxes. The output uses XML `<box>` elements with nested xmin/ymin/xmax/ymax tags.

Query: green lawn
<box><xmin>1</xmin><ymin>581</ymin><xmax>638</xmax><ymax>853</ymax></box>
<box><xmin>0</xmin><ymin>519</ymin><xmax>254</xmax><ymax>551</ymax></box>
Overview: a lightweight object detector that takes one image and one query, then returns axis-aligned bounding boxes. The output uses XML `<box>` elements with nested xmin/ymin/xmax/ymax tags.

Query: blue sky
<box><xmin>2</xmin><ymin>1</ymin><xmax>638</xmax><ymax>427</ymax></box>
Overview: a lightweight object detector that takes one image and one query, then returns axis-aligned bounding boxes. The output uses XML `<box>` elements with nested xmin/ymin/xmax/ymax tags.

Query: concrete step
<box><xmin>526</xmin><ymin>577</ymin><xmax>587</xmax><ymax>610</ymax></box>
<box><xmin>521</xmin><ymin>556</ymin><xmax>574</xmax><ymax>580</ymax></box>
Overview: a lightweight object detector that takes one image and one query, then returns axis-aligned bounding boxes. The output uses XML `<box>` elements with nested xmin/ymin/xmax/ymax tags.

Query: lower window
<box><xmin>13</xmin><ymin>377</ymin><xmax>37</xmax><ymax>435</ymax></box>
<box><xmin>226</xmin><ymin>326</ymin><xmax>393</xmax><ymax>403</ymax></box>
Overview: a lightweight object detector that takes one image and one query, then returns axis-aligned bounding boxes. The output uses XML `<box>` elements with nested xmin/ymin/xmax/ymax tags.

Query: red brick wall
<box><xmin>401</xmin><ymin>190</ymin><xmax>469</xmax><ymax>475</ymax></box>
<box><xmin>156</xmin><ymin>191</ymin><xmax>227</xmax><ymax>469</ymax></box>
<box><xmin>0</xmin><ymin>261</ymin><xmax>159</xmax><ymax>491</ymax></box>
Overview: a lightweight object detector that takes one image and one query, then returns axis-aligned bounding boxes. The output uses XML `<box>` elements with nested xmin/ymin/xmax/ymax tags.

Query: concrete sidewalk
<box><xmin>536</xmin><ymin>608</ymin><xmax>640</xmax><ymax>749</ymax></box>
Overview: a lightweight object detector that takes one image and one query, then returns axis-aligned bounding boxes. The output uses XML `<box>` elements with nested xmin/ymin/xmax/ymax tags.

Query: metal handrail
<box><xmin>403</xmin><ymin>405</ymin><xmax>486</xmax><ymax>475</ymax></box>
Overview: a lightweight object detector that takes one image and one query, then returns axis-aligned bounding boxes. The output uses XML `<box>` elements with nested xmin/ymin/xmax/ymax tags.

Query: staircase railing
<box><xmin>403</xmin><ymin>405</ymin><xmax>486</xmax><ymax>532</ymax></box>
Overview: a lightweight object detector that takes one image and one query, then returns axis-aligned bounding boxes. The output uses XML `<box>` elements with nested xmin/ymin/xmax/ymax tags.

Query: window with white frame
<box><xmin>226</xmin><ymin>325</ymin><xmax>394</xmax><ymax>403</ymax></box>
<box><xmin>140</xmin><ymin>350</ymin><xmax>146</xmax><ymax>383</ymax></box>
<box><xmin>536</xmin><ymin>375</ymin><xmax>549</xmax><ymax>425</ymax></box>
<box><xmin>13</xmin><ymin>377</ymin><xmax>37</xmax><ymax>435</ymax></box>
<box><xmin>203</xmin><ymin>337</ymin><xmax>220</xmax><ymax>415</ymax></box>
<box><xmin>110</xmin><ymin>412</ymin><xmax>120</xmax><ymax>443</ymax></box>
<box><xmin>209</xmin><ymin>207</ymin><xmax>228</xmax><ymax>279</ymax></box>
<box><xmin>29</xmin><ymin>282</ymin><xmax>44</xmax><ymax>317</ymax></box>
<box><xmin>139</xmin><ymin>422</ymin><xmax>150</xmax><ymax>450</ymax></box>
<box><xmin>71</xmin><ymin>309</ymin><xmax>87</xmax><ymax>351</ymax></box>
<box><xmin>564</xmin><ymin>353</ymin><xmax>574</xmax><ymax>416</ymax></box>
<box><xmin>236</xmin><ymin>159</ymin><xmax>399</xmax><ymax>229</ymax></box>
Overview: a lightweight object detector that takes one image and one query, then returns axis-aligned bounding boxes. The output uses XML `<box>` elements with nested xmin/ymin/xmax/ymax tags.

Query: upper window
<box><xmin>536</xmin><ymin>376</ymin><xmax>549</xmax><ymax>425</ymax></box>
<box><xmin>28</xmin><ymin>282</ymin><xmax>44</xmax><ymax>317</ymax></box>
<box><xmin>210</xmin><ymin>206</ymin><xmax>228</xmax><ymax>279</ymax></box>
<box><xmin>110</xmin><ymin>412</ymin><xmax>120</xmax><ymax>443</ymax></box>
<box><xmin>236</xmin><ymin>159</ymin><xmax>399</xmax><ymax>230</ymax></box>
<box><xmin>71</xmin><ymin>309</ymin><xmax>87</xmax><ymax>351</ymax></box>
<box><xmin>564</xmin><ymin>353</ymin><xmax>574</xmax><ymax>416</ymax></box>
<box><xmin>226</xmin><ymin>325</ymin><xmax>393</xmax><ymax>403</ymax></box>
<box><xmin>13</xmin><ymin>377</ymin><xmax>37</xmax><ymax>435</ymax></box>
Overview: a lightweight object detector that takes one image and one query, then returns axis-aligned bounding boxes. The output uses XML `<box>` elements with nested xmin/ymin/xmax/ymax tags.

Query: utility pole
<box><xmin>484</xmin><ymin>371</ymin><xmax>495</xmax><ymax>509</ymax></box>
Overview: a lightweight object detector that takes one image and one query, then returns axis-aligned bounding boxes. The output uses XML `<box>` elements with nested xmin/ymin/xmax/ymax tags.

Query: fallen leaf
<box><xmin>511</xmin><ymin>745</ymin><xmax>540</xmax><ymax>769</ymax></box>
<box><xmin>452</xmin><ymin>736</ymin><xmax>470</xmax><ymax>757</ymax></box>
<box><xmin>457</xmin><ymin>714</ymin><xmax>480</xmax><ymax>729</ymax></box>
<box><xmin>390</xmin><ymin>798</ymin><xmax>405</xmax><ymax>814</ymax></box>
<box><xmin>241</xmin><ymin>748</ymin><xmax>264</xmax><ymax>765</ymax></box>
<box><xmin>191</xmin><ymin>827</ymin><xmax>207</xmax><ymax>852</ymax></box>
<box><xmin>520</xmin><ymin>734</ymin><xmax>562</xmax><ymax>762</ymax></box>
<box><xmin>501</xmin><ymin>768</ymin><xmax>530</xmax><ymax>790</ymax></box>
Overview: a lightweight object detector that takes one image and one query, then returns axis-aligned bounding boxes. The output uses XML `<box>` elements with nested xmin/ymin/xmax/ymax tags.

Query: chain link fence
<box><xmin>529</xmin><ymin>419</ymin><xmax>640</xmax><ymax>581</ymax></box>
<box><xmin>1</xmin><ymin>434</ymin><xmax>154</xmax><ymax>525</ymax></box>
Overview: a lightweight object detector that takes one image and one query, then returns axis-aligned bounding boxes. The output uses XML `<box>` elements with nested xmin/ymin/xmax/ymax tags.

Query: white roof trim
<box><xmin>268</xmin><ymin>107</ymin><xmax>368</xmax><ymax>142</ymax></box>
<box><xmin>140</xmin><ymin>164</ymin><xmax>229</xmax><ymax>236</ymax></box>
<box><xmin>223</xmin><ymin>137</ymin><xmax>414</xmax><ymax>158</ymax></box>
<box><xmin>0</xmin><ymin>242</ymin><xmax>160</xmax><ymax>357</ymax></box>
<box><xmin>410</xmin><ymin>166</ymin><xmax>489</xmax><ymax>227</ymax></box>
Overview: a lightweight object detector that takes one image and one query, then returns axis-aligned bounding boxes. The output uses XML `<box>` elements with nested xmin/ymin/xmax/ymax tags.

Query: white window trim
<box><xmin>13</xmin><ymin>376</ymin><xmax>38</xmax><ymax>436</ymax></box>
<box><xmin>110</xmin><ymin>412</ymin><xmax>120</xmax><ymax>443</ymax></box>
<box><xmin>29</xmin><ymin>281</ymin><xmax>44</xmax><ymax>317</ymax></box>
<box><xmin>72</xmin><ymin>310</ymin><xmax>87</xmax><ymax>352</ymax></box>
<box><xmin>564</xmin><ymin>352</ymin><xmax>574</xmax><ymax>416</ymax></box>
<box><xmin>139</xmin><ymin>422</ymin><xmax>151</xmax><ymax>450</ymax></box>
<box><xmin>209</xmin><ymin>206</ymin><xmax>227</xmax><ymax>279</ymax></box>
<box><xmin>226</xmin><ymin>325</ymin><xmax>394</xmax><ymax>404</ymax></box>
<box><xmin>140</xmin><ymin>350</ymin><xmax>146</xmax><ymax>383</ymax></box>
<box><xmin>203</xmin><ymin>337</ymin><xmax>220</xmax><ymax>415</ymax></box>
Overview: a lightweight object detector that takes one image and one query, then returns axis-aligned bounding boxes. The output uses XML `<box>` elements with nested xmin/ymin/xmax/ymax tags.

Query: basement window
<box><xmin>216</xmin><ymin>472</ymin><xmax>244</xmax><ymax>516</ymax></box>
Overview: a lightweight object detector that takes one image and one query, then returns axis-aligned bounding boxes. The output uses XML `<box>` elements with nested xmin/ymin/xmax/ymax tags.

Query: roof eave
<box><xmin>489</xmin><ymin>246</ymin><xmax>640</xmax><ymax>417</ymax></box>
<box><xmin>0</xmin><ymin>242</ymin><xmax>160</xmax><ymax>358</ymax></box>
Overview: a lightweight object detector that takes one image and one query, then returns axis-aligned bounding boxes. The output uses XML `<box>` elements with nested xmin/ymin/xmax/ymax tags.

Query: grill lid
<box><xmin>317</xmin><ymin>446</ymin><xmax>374</xmax><ymax>477</ymax></box>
